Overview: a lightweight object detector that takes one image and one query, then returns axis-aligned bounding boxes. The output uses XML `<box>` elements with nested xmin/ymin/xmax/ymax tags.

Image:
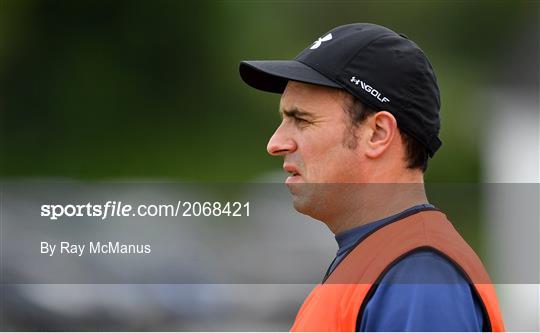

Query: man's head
<box><xmin>239</xmin><ymin>23</ymin><xmax>440</xmax><ymax>222</ymax></box>
<box><xmin>268</xmin><ymin>80</ymin><xmax>426</xmax><ymax>218</ymax></box>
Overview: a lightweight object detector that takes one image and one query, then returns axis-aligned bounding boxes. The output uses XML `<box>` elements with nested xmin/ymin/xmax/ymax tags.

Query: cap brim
<box><xmin>239</xmin><ymin>60</ymin><xmax>341</xmax><ymax>94</ymax></box>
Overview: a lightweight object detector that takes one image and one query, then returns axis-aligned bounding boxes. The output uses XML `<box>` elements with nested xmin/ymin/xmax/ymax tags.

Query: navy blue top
<box><xmin>325</xmin><ymin>204</ymin><xmax>485</xmax><ymax>331</ymax></box>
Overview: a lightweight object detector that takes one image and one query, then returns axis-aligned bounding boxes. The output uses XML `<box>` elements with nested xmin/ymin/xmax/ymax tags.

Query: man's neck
<box><xmin>325</xmin><ymin>183</ymin><xmax>429</xmax><ymax>235</ymax></box>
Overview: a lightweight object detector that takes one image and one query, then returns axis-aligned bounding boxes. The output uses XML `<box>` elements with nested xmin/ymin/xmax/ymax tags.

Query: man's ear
<box><xmin>365</xmin><ymin>111</ymin><xmax>398</xmax><ymax>159</ymax></box>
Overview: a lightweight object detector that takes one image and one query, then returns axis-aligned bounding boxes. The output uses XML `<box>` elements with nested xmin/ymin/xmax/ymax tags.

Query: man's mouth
<box><xmin>283</xmin><ymin>164</ymin><xmax>302</xmax><ymax>184</ymax></box>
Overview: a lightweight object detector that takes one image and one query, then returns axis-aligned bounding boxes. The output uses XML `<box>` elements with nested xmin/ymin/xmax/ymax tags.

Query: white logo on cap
<box><xmin>310</xmin><ymin>33</ymin><xmax>332</xmax><ymax>49</ymax></box>
<box><xmin>350</xmin><ymin>76</ymin><xmax>390</xmax><ymax>103</ymax></box>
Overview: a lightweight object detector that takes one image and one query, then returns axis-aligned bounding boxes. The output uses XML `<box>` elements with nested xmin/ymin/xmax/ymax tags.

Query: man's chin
<box><xmin>291</xmin><ymin>195</ymin><xmax>310</xmax><ymax>215</ymax></box>
<box><xmin>288</xmin><ymin>184</ymin><xmax>318</xmax><ymax>216</ymax></box>
<box><xmin>288</xmin><ymin>183</ymin><xmax>341</xmax><ymax>222</ymax></box>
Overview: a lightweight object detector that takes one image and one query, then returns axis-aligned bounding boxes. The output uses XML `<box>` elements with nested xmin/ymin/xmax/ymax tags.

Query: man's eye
<box><xmin>294</xmin><ymin>117</ymin><xmax>308</xmax><ymax>124</ymax></box>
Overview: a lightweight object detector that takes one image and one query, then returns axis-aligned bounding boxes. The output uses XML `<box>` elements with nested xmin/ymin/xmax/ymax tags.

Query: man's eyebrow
<box><xmin>280</xmin><ymin>107</ymin><xmax>314</xmax><ymax>119</ymax></box>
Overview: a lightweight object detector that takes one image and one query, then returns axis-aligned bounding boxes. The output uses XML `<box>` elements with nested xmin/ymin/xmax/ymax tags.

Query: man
<box><xmin>239</xmin><ymin>23</ymin><xmax>504</xmax><ymax>331</ymax></box>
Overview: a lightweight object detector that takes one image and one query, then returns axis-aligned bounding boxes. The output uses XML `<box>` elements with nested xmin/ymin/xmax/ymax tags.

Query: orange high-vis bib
<box><xmin>290</xmin><ymin>210</ymin><xmax>505</xmax><ymax>332</ymax></box>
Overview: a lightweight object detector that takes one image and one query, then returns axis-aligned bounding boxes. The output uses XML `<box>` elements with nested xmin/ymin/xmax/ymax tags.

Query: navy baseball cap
<box><xmin>239</xmin><ymin>23</ymin><xmax>442</xmax><ymax>157</ymax></box>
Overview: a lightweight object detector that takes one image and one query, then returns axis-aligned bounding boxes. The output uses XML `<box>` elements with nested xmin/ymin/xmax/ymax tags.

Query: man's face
<box><xmin>267</xmin><ymin>81</ymin><xmax>369</xmax><ymax>216</ymax></box>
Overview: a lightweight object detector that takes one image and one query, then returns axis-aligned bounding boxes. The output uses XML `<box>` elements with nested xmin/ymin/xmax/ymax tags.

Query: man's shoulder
<box><xmin>381</xmin><ymin>248</ymin><xmax>469</xmax><ymax>284</ymax></box>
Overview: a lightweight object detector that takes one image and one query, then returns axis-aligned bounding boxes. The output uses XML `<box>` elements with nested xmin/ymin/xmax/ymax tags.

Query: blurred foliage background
<box><xmin>0</xmin><ymin>0</ymin><xmax>536</xmax><ymax>181</ymax></box>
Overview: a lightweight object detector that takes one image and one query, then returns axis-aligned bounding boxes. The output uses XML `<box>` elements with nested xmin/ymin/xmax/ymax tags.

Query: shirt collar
<box><xmin>334</xmin><ymin>203</ymin><xmax>436</xmax><ymax>255</ymax></box>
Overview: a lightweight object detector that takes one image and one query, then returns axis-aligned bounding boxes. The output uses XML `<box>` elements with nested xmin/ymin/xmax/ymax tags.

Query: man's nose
<box><xmin>267</xmin><ymin>122</ymin><xmax>297</xmax><ymax>156</ymax></box>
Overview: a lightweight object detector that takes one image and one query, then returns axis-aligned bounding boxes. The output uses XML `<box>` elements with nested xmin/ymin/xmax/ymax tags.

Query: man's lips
<box><xmin>283</xmin><ymin>164</ymin><xmax>302</xmax><ymax>184</ymax></box>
